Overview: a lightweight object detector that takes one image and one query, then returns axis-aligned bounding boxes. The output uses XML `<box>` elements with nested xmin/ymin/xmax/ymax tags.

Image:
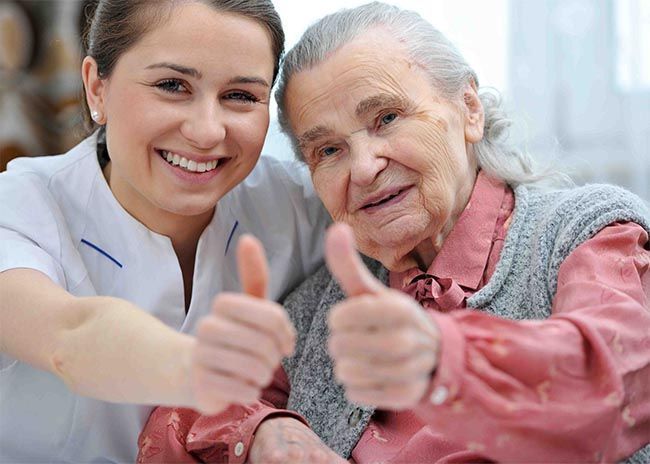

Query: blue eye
<box><xmin>380</xmin><ymin>112</ymin><xmax>398</xmax><ymax>126</ymax></box>
<box><xmin>320</xmin><ymin>146</ymin><xmax>339</xmax><ymax>157</ymax></box>
<box><xmin>155</xmin><ymin>79</ymin><xmax>188</xmax><ymax>94</ymax></box>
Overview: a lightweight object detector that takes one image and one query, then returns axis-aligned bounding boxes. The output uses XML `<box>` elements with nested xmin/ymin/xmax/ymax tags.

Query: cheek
<box><xmin>232</xmin><ymin>111</ymin><xmax>270</xmax><ymax>154</ymax></box>
<box><xmin>312</xmin><ymin>166</ymin><xmax>346</xmax><ymax>219</ymax></box>
<box><xmin>411</xmin><ymin>119</ymin><xmax>466</xmax><ymax>185</ymax></box>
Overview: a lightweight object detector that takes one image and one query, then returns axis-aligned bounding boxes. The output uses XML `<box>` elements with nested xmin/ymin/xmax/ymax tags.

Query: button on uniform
<box><xmin>234</xmin><ymin>441</ymin><xmax>245</xmax><ymax>457</ymax></box>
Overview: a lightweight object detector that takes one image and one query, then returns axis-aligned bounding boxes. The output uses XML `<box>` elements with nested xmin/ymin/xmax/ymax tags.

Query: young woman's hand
<box><xmin>190</xmin><ymin>235</ymin><xmax>296</xmax><ymax>414</ymax></box>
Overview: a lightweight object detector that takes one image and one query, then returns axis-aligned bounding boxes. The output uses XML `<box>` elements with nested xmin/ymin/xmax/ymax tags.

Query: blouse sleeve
<box><xmin>137</xmin><ymin>367</ymin><xmax>306</xmax><ymax>464</ymax></box>
<box><xmin>415</xmin><ymin>222</ymin><xmax>650</xmax><ymax>462</ymax></box>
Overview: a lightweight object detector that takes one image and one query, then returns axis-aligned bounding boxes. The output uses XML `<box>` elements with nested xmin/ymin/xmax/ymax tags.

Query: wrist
<box><xmin>170</xmin><ymin>332</ymin><xmax>197</xmax><ymax>408</ymax></box>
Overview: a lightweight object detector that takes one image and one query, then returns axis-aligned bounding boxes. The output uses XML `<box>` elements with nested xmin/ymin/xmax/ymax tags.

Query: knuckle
<box><xmin>328</xmin><ymin>336</ymin><xmax>342</xmax><ymax>357</ymax></box>
<box><xmin>267</xmin><ymin>450</ymin><xmax>288</xmax><ymax>464</ymax></box>
<box><xmin>333</xmin><ymin>361</ymin><xmax>349</xmax><ymax>382</ymax></box>
<box><xmin>395</xmin><ymin>331</ymin><xmax>417</xmax><ymax>354</ymax></box>
<box><xmin>211</xmin><ymin>293</ymin><xmax>233</xmax><ymax>313</ymax></box>
<box><xmin>195</xmin><ymin>317</ymin><xmax>216</xmax><ymax>340</ymax></box>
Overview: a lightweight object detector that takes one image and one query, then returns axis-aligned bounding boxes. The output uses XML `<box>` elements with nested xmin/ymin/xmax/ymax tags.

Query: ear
<box><xmin>81</xmin><ymin>56</ymin><xmax>107</xmax><ymax>124</ymax></box>
<box><xmin>462</xmin><ymin>79</ymin><xmax>484</xmax><ymax>144</ymax></box>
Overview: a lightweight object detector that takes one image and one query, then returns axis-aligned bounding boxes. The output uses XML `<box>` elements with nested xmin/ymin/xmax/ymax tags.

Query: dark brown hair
<box><xmin>81</xmin><ymin>0</ymin><xmax>285</xmax><ymax>165</ymax></box>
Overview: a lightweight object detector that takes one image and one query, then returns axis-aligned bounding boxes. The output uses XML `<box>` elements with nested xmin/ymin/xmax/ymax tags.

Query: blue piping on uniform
<box><xmin>80</xmin><ymin>239</ymin><xmax>123</xmax><ymax>268</ymax></box>
<box><xmin>225</xmin><ymin>220</ymin><xmax>239</xmax><ymax>256</ymax></box>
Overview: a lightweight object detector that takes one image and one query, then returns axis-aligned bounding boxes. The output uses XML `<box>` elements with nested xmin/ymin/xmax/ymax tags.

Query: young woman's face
<box><xmin>85</xmin><ymin>2</ymin><xmax>275</xmax><ymax>228</ymax></box>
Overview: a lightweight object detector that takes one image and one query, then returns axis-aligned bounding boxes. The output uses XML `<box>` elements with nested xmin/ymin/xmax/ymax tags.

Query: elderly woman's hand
<box><xmin>190</xmin><ymin>235</ymin><xmax>296</xmax><ymax>415</ymax></box>
<box><xmin>326</xmin><ymin>224</ymin><xmax>441</xmax><ymax>410</ymax></box>
<box><xmin>249</xmin><ymin>417</ymin><xmax>347</xmax><ymax>464</ymax></box>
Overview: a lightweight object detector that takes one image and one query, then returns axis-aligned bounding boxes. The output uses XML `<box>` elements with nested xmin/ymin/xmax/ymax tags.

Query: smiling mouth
<box><xmin>361</xmin><ymin>188</ymin><xmax>408</xmax><ymax>209</ymax></box>
<box><xmin>157</xmin><ymin>150</ymin><xmax>230</xmax><ymax>173</ymax></box>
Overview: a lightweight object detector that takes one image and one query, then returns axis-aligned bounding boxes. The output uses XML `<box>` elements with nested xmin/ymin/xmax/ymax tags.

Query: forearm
<box><xmin>415</xmin><ymin>302</ymin><xmax>650</xmax><ymax>462</ymax></box>
<box><xmin>53</xmin><ymin>295</ymin><xmax>196</xmax><ymax>406</ymax></box>
<box><xmin>1</xmin><ymin>268</ymin><xmax>196</xmax><ymax>407</ymax></box>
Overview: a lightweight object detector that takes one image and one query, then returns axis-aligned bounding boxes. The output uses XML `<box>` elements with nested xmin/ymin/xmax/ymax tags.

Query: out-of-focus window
<box><xmin>274</xmin><ymin>0</ymin><xmax>509</xmax><ymax>91</ymax></box>
<box><xmin>616</xmin><ymin>0</ymin><xmax>650</xmax><ymax>91</ymax></box>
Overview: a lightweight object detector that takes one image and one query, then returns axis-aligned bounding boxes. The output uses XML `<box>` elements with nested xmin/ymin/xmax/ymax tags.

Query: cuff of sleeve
<box><xmin>419</xmin><ymin>311</ymin><xmax>466</xmax><ymax>409</ymax></box>
<box><xmin>227</xmin><ymin>408</ymin><xmax>308</xmax><ymax>464</ymax></box>
<box><xmin>187</xmin><ymin>404</ymin><xmax>308</xmax><ymax>464</ymax></box>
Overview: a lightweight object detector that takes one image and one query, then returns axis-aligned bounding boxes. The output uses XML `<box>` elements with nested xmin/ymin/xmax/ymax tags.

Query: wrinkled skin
<box><xmin>284</xmin><ymin>26</ymin><xmax>484</xmax><ymax>272</ymax></box>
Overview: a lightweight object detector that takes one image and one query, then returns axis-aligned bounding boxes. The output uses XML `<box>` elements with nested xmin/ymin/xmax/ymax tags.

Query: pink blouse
<box><xmin>138</xmin><ymin>173</ymin><xmax>650</xmax><ymax>463</ymax></box>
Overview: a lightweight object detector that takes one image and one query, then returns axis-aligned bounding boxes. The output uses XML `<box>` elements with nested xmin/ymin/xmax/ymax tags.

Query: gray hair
<box><xmin>275</xmin><ymin>1</ymin><xmax>568</xmax><ymax>187</ymax></box>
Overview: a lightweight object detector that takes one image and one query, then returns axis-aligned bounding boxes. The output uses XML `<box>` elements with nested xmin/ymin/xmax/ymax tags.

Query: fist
<box><xmin>191</xmin><ymin>235</ymin><xmax>296</xmax><ymax>414</ymax></box>
<box><xmin>326</xmin><ymin>223</ymin><xmax>440</xmax><ymax>410</ymax></box>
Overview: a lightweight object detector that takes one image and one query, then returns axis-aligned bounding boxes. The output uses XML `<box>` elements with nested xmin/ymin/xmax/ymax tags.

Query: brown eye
<box><xmin>154</xmin><ymin>79</ymin><xmax>189</xmax><ymax>94</ymax></box>
<box><xmin>224</xmin><ymin>91</ymin><xmax>260</xmax><ymax>104</ymax></box>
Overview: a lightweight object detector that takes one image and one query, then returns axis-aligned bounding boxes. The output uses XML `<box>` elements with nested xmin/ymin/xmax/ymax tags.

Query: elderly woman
<box><xmin>139</xmin><ymin>2</ymin><xmax>650</xmax><ymax>463</ymax></box>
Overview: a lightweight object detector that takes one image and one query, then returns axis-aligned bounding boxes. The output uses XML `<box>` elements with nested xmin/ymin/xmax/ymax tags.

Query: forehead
<box><xmin>285</xmin><ymin>29</ymin><xmax>431</xmax><ymax>130</ymax></box>
<box><xmin>118</xmin><ymin>2</ymin><xmax>274</xmax><ymax>78</ymax></box>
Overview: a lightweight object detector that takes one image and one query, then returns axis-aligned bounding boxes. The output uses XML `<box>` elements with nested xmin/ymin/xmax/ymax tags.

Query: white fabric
<box><xmin>0</xmin><ymin>134</ymin><xmax>330</xmax><ymax>463</ymax></box>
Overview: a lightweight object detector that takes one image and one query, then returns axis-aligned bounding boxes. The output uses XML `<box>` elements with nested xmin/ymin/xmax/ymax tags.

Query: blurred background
<box><xmin>1</xmin><ymin>0</ymin><xmax>648</xmax><ymax>200</ymax></box>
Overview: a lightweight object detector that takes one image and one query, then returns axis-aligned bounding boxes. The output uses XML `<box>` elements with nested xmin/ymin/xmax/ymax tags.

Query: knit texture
<box><xmin>281</xmin><ymin>183</ymin><xmax>650</xmax><ymax>462</ymax></box>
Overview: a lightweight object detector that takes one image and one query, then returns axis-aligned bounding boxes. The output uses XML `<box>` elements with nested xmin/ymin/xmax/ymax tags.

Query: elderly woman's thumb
<box><xmin>325</xmin><ymin>223</ymin><xmax>385</xmax><ymax>297</ymax></box>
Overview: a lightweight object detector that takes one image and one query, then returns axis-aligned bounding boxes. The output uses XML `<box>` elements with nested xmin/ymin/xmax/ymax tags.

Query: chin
<box><xmin>160</xmin><ymin>196</ymin><xmax>218</xmax><ymax>218</ymax></box>
<box><xmin>369</xmin><ymin>222</ymin><xmax>423</xmax><ymax>249</ymax></box>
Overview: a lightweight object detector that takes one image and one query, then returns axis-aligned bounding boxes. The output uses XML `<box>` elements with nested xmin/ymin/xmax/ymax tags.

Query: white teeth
<box><xmin>160</xmin><ymin>151</ymin><xmax>221</xmax><ymax>173</ymax></box>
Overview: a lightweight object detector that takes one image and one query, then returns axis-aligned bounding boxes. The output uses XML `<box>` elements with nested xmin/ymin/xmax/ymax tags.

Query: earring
<box><xmin>91</xmin><ymin>110</ymin><xmax>101</xmax><ymax>123</ymax></box>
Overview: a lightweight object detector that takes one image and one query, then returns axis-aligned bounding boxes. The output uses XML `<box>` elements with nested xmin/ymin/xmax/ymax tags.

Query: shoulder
<box><xmin>225</xmin><ymin>155</ymin><xmax>325</xmax><ymax>218</ymax></box>
<box><xmin>238</xmin><ymin>155</ymin><xmax>314</xmax><ymax>197</ymax></box>
<box><xmin>512</xmin><ymin>183</ymin><xmax>650</xmax><ymax>283</ymax></box>
<box><xmin>515</xmin><ymin>183</ymin><xmax>650</xmax><ymax>234</ymax></box>
<box><xmin>5</xmin><ymin>134</ymin><xmax>98</xmax><ymax>184</ymax></box>
<box><xmin>0</xmin><ymin>134</ymin><xmax>100</xmax><ymax>249</ymax></box>
<box><xmin>223</xmin><ymin>154</ymin><xmax>331</xmax><ymax>254</ymax></box>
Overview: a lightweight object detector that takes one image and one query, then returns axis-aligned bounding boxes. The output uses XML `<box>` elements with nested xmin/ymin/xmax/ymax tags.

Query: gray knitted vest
<box><xmin>281</xmin><ymin>183</ymin><xmax>650</xmax><ymax>462</ymax></box>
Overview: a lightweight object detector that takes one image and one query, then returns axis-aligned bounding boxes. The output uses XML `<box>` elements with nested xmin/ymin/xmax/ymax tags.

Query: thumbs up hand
<box><xmin>191</xmin><ymin>235</ymin><xmax>296</xmax><ymax>414</ymax></box>
<box><xmin>326</xmin><ymin>224</ymin><xmax>441</xmax><ymax>410</ymax></box>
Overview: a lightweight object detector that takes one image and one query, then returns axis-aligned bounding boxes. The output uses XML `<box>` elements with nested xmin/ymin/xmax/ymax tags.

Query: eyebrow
<box><xmin>298</xmin><ymin>125</ymin><xmax>334</xmax><ymax>150</ymax></box>
<box><xmin>355</xmin><ymin>93</ymin><xmax>410</xmax><ymax>118</ymax></box>
<box><xmin>146</xmin><ymin>62</ymin><xmax>202</xmax><ymax>79</ymax></box>
<box><xmin>145</xmin><ymin>64</ymin><xmax>270</xmax><ymax>88</ymax></box>
<box><xmin>227</xmin><ymin>75</ymin><xmax>270</xmax><ymax>88</ymax></box>
<box><xmin>297</xmin><ymin>92</ymin><xmax>412</xmax><ymax>149</ymax></box>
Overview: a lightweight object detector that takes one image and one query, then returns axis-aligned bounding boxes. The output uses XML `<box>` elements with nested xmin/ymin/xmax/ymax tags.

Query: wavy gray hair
<box><xmin>275</xmin><ymin>1</ymin><xmax>568</xmax><ymax>187</ymax></box>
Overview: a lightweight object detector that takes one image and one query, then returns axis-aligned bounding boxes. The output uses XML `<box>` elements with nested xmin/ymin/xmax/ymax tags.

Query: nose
<box><xmin>348</xmin><ymin>133</ymin><xmax>388</xmax><ymax>186</ymax></box>
<box><xmin>180</xmin><ymin>100</ymin><xmax>227</xmax><ymax>150</ymax></box>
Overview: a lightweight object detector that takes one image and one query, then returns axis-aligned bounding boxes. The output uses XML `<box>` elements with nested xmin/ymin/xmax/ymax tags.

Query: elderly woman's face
<box><xmin>284</xmin><ymin>28</ymin><xmax>484</xmax><ymax>271</ymax></box>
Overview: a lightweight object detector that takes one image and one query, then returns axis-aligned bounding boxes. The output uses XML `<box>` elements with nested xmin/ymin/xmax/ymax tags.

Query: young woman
<box><xmin>0</xmin><ymin>1</ymin><xmax>329</xmax><ymax>461</ymax></box>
